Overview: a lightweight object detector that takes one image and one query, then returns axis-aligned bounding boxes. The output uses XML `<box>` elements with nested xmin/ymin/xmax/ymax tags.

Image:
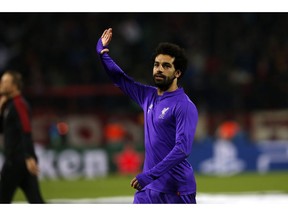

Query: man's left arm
<box><xmin>14</xmin><ymin>98</ymin><xmax>39</xmax><ymax>175</ymax></box>
<box><xmin>0</xmin><ymin>95</ymin><xmax>8</xmax><ymax>133</ymax></box>
<box><xmin>132</xmin><ymin>102</ymin><xmax>198</xmax><ymax>189</ymax></box>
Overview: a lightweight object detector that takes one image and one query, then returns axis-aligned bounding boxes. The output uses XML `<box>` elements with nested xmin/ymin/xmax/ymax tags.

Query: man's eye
<box><xmin>163</xmin><ymin>64</ymin><xmax>170</xmax><ymax>68</ymax></box>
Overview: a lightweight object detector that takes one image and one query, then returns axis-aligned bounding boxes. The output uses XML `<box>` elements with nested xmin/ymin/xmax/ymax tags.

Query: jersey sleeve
<box><xmin>99</xmin><ymin>52</ymin><xmax>153</xmax><ymax>107</ymax></box>
<box><xmin>0</xmin><ymin>96</ymin><xmax>7</xmax><ymax>134</ymax></box>
<box><xmin>137</xmin><ymin>101</ymin><xmax>198</xmax><ymax>188</ymax></box>
<box><xmin>14</xmin><ymin>98</ymin><xmax>37</xmax><ymax>160</ymax></box>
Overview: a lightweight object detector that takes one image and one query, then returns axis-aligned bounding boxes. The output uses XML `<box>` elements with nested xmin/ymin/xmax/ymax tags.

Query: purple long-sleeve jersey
<box><xmin>98</xmin><ymin>46</ymin><xmax>198</xmax><ymax>195</ymax></box>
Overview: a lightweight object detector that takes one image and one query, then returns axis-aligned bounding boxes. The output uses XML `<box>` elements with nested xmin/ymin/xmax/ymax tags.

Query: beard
<box><xmin>153</xmin><ymin>73</ymin><xmax>176</xmax><ymax>91</ymax></box>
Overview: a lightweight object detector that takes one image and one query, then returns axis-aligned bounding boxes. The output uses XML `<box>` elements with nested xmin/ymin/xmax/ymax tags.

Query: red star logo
<box><xmin>114</xmin><ymin>146</ymin><xmax>143</xmax><ymax>175</ymax></box>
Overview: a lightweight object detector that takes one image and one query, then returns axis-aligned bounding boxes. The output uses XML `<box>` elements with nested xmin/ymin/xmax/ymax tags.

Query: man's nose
<box><xmin>156</xmin><ymin>65</ymin><xmax>164</xmax><ymax>72</ymax></box>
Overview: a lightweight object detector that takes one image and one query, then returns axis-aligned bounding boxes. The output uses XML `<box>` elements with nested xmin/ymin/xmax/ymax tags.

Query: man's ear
<box><xmin>175</xmin><ymin>70</ymin><xmax>182</xmax><ymax>78</ymax></box>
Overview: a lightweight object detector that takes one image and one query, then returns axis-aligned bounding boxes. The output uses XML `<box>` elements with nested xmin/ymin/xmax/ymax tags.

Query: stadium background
<box><xmin>0</xmin><ymin>13</ymin><xmax>288</xmax><ymax>203</ymax></box>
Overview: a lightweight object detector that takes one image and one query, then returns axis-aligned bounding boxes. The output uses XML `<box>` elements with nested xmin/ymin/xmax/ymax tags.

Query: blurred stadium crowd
<box><xmin>0</xmin><ymin>13</ymin><xmax>288</xmax><ymax>114</ymax></box>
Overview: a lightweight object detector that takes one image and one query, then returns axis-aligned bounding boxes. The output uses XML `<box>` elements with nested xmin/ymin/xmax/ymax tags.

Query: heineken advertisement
<box><xmin>0</xmin><ymin>146</ymin><xmax>109</xmax><ymax>180</ymax></box>
<box><xmin>35</xmin><ymin>146</ymin><xmax>109</xmax><ymax>180</ymax></box>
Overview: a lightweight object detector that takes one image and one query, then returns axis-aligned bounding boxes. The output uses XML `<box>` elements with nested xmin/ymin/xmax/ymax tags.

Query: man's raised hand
<box><xmin>97</xmin><ymin>28</ymin><xmax>112</xmax><ymax>55</ymax></box>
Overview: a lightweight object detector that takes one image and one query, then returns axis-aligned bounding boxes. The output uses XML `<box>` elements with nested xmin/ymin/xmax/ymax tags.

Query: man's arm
<box><xmin>96</xmin><ymin>28</ymin><xmax>154</xmax><ymax>107</ymax></box>
<box><xmin>131</xmin><ymin>102</ymin><xmax>198</xmax><ymax>190</ymax></box>
<box><xmin>0</xmin><ymin>95</ymin><xmax>8</xmax><ymax>133</ymax></box>
<box><xmin>14</xmin><ymin>97</ymin><xmax>39</xmax><ymax>176</ymax></box>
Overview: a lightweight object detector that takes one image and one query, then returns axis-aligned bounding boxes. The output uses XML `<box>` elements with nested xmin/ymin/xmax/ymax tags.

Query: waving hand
<box><xmin>96</xmin><ymin>28</ymin><xmax>113</xmax><ymax>55</ymax></box>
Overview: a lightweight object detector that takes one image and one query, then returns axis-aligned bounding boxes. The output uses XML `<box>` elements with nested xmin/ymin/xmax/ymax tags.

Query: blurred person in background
<box><xmin>0</xmin><ymin>70</ymin><xmax>45</xmax><ymax>203</ymax></box>
<box><xmin>96</xmin><ymin>28</ymin><xmax>198</xmax><ymax>204</ymax></box>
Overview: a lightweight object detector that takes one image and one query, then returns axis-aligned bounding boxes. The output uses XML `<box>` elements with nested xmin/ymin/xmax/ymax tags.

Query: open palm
<box><xmin>100</xmin><ymin>28</ymin><xmax>112</xmax><ymax>54</ymax></box>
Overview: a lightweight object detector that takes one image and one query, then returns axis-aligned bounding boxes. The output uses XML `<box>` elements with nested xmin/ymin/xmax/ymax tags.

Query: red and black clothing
<box><xmin>0</xmin><ymin>95</ymin><xmax>44</xmax><ymax>203</ymax></box>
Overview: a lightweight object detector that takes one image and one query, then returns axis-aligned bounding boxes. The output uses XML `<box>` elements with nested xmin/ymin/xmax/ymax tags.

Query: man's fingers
<box><xmin>130</xmin><ymin>177</ymin><xmax>138</xmax><ymax>188</ymax></box>
<box><xmin>101</xmin><ymin>29</ymin><xmax>109</xmax><ymax>38</ymax></box>
<box><xmin>31</xmin><ymin>167</ymin><xmax>39</xmax><ymax>176</ymax></box>
<box><xmin>101</xmin><ymin>28</ymin><xmax>113</xmax><ymax>47</ymax></box>
<box><xmin>26</xmin><ymin>158</ymin><xmax>40</xmax><ymax>176</ymax></box>
<box><xmin>30</xmin><ymin>163</ymin><xmax>39</xmax><ymax>176</ymax></box>
<box><xmin>130</xmin><ymin>177</ymin><xmax>137</xmax><ymax>187</ymax></box>
<box><xmin>33</xmin><ymin>164</ymin><xmax>39</xmax><ymax>175</ymax></box>
<box><xmin>130</xmin><ymin>177</ymin><xmax>142</xmax><ymax>190</ymax></box>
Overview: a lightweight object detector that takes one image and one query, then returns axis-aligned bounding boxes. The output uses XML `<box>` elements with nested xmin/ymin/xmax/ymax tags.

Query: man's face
<box><xmin>153</xmin><ymin>54</ymin><xmax>178</xmax><ymax>91</ymax></box>
<box><xmin>0</xmin><ymin>73</ymin><xmax>16</xmax><ymax>97</ymax></box>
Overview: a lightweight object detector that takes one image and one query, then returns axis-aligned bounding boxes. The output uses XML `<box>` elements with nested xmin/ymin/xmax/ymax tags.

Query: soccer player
<box><xmin>96</xmin><ymin>28</ymin><xmax>198</xmax><ymax>204</ymax></box>
<box><xmin>0</xmin><ymin>70</ymin><xmax>45</xmax><ymax>203</ymax></box>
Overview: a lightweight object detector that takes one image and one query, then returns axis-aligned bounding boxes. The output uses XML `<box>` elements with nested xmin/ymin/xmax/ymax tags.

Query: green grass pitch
<box><xmin>13</xmin><ymin>171</ymin><xmax>288</xmax><ymax>202</ymax></box>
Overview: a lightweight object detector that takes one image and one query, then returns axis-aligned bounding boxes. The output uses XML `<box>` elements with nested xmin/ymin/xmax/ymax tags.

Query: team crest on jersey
<box><xmin>148</xmin><ymin>104</ymin><xmax>153</xmax><ymax>114</ymax></box>
<box><xmin>159</xmin><ymin>107</ymin><xmax>169</xmax><ymax>119</ymax></box>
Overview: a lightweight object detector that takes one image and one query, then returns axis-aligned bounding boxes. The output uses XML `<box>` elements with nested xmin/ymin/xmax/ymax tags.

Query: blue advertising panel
<box><xmin>188</xmin><ymin>135</ymin><xmax>288</xmax><ymax>175</ymax></box>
